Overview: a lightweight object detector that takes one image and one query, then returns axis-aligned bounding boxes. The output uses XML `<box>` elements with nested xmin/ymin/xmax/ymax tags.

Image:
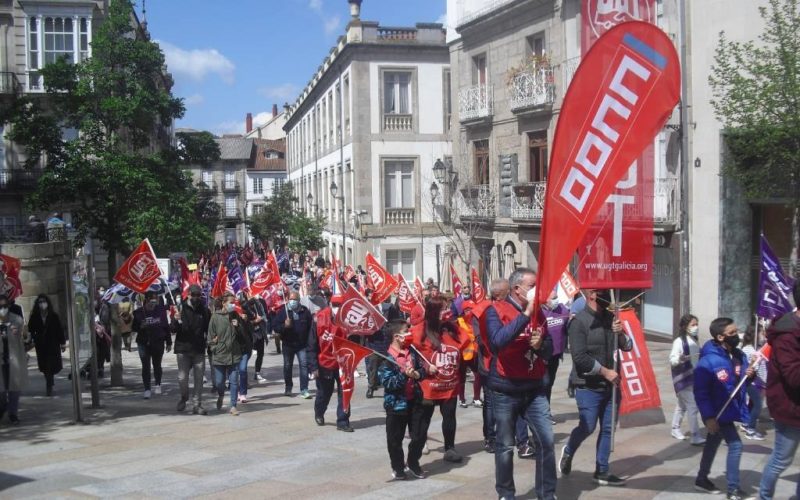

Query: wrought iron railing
<box><xmin>0</xmin><ymin>169</ymin><xmax>45</xmax><ymax>191</ymax></box>
<box><xmin>510</xmin><ymin>182</ymin><xmax>547</xmax><ymax>220</ymax></box>
<box><xmin>458</xmin><ymin>184</ymin><xmax>496</xmax><ymax>219</ymax></box>
<box><xmin>0</xmin><ymin>72</ymin><xmax>22</xmax><ymax>95</ymax></box>
<box><xmin>459</xmin><ymin>83</ymin><xmax>493</xmax><ymax>121</ymax></box>
<box><xmin>508</xmin><ymin>68</ymin><xmax>555</xmax><ymax>111</ymax></box>
<box><xmin>561</xmin><ymin>57</ymin><xmax>581</xmax><ymax>98</ymax></box>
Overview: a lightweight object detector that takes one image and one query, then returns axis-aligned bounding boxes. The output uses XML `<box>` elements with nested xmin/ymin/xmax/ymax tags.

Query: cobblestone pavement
<box><xmin>0</xmin><ymin>336</ymin><xmax>797</xmax><ymax>499</ymax></box>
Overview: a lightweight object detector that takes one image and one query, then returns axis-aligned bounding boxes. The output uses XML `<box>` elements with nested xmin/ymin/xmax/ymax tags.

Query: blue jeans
<box><xmin>516</xmin><ymin>416</ymin><xmax>530</xmax><ymax>447</ymax></box>
<box><xmin>314</xmin><ymin>370</ymin><xmax>349</xmax><ymax>428</ymax></box>
<box><xmin>697</xmin><ymin>422</ymin><xmax>742</xmax><ymax>493</ymax></box>
<box><xmin>238</xmin><ymin>352</ymin><xmax>250</xmax><ymax>396</ymax></box>
<box><xmin>282</xmin><ymin>345</ymin><xmax>309</xmax><ymax>392</ymax></box>
<box><xmin>745</xmin><ymin>385</ymin><xmax>763</xmax><ymax>430</ymax></box>
<box><xmin>759</xmin><ymin>420</ymin><xmax>800</xmax><ymax>500</ymax></box>
<box><xmin>213</xmin><ymin>364</ymin><xmax>239</xmax><ymax>408</ymax></box>
<box><xmin>493</xmin><ymin>389</ymin><xmax>556</xmax><ymax>500</ymax></box>
<box><xmin>483</xmin><ymin>386</ymin><xmax>496</xmax><ymax>443</ymax></box>
<box><xmin>565</xmin><ymin>387</ymin><xmax>618</xmax><ymax>474</ymax></box>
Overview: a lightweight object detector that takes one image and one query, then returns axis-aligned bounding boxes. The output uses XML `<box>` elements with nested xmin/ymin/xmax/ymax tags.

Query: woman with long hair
<box><xmin>27</xmin><ymin>294</ymin><xmax>66</xmax><ymax>396</ymax></box>
<box><xmin>669</xmin><ymin>313</ymin><xmax>704</xmax><ymax>445</ymax></box>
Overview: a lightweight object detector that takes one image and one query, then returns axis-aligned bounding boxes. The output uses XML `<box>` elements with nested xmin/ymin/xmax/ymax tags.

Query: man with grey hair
<box><xmin>490</xmin><ymin>278</ymin><xmax>510</xmax><ymax>301</ymax></box>
<box><xmin>484</xmin><ymin>267</ymin><xmax>556</xmax><ymax>499</ymax></box>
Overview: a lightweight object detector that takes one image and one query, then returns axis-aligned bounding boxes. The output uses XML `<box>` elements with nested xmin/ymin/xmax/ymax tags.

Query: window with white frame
<box><xmin>27</xmin><ymin>14</ymin><xmax>91</xmax><ymax>90</ymax></box>
<box><xmin>274</xmin><ymin>178</ymin><xmax>285</xmax><ymax>191</ymax></box>
<box><xmin>253</xmin><ymin>177</ymin><xmax>264</xmax><ymax>195</ymax></box>
<box><xmin>224</xmin><ymin>170</ymin><xmax>235</xmax><ymax>189</ymax></box>
<box><xmin>202</xmin><ymin>171</ymin><xmax>212</xmax><ymax>186</ymax></box>
<box><xmin>383</xmin><ymin>72</ymin><xmax>411</xmax><ymax>115</ymax></box>
<box><xmin>252</xmin><ymin>204</ymin><xmax>264</xmax><ymax>215</ymax></box>
<box><xmin>384</xmin><ymin>161</ymin><xmax>414</xmax><ymax>208</ymax></box>
<box><xmin>386</xmin><ymin>249</ymin><xmax>416</xmax><ymax>279</ymax></box>
<box><xmin>225</xmin><ymin>196</ymin><xmax>236</xmax><ymax>217</ymax></box>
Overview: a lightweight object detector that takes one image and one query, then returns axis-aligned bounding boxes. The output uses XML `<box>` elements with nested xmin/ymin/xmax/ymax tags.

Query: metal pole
<box><xmin>610</xmin><ymin>289</ymin><xmax>620</xmax><ymax>453</ymax></box>
<box><xmin>436</xmin><ymin>244</ymin><xmax>442</xmax><ymax>285</ymax></box>
<box><xmin>678</xmin><ymin>0</ymin><xmax>692</xmax><ymax>320</ymax></box>
<box><xmin>338</xmin><ymin>63</ymin><xmax>346</xmax><ymax>267</ymax></box>
<box><xmin>86</xmin><ymin>253</ymin><xmax>100</xmax><ymax>408</ymax></box>
<box><xmin>64</xmin><ymin>260</ymin><xmax>83</xmax><ymax>423</ymax></box>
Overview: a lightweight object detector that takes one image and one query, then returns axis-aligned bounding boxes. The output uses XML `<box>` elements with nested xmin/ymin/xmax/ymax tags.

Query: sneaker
<box><xmin>694</xmin><ymin>476</ymin><xmax>721</xmax><ymax>494</ymax></box>
<box><xmin>443</xmin><ymin>448</ymin><xmax>463</xmax><ymax>463</ymax></box>
<box><xmin>593</xmin><ymin>472</ymin><xmax>626</xmax><ymax>486</ymax></box>
<box><xmin>366</xmin><ymin>388</ymin><xmax>374</xmax><ymax>399</ymax></box>
<box><xmin>671</xmin><ymin>428</ymin><xmax>686</xmax><ymax>440</ymax></box>
<box><xmin>337</xmin><ymin>425</ymin><xmax>355</xmax><ymax>433</ymax></box>
<box><xmin>726</xmin><ymin>489</ymin><xmax>755</xmax><ymax>500</ymax></box>
<box><xmin>518</xmin><ymin>444</ymin><xmax>535</xmax><ymax>459</ymax></box>
<box><xmin>473</xmin><ymin>399</ymin><xmax>483</xmax><ymax>408</ymax></box>
<box><xmin>143</xmin><ymin>390</ymin><xmax>151</xmax><ymax>399</ymax></box>
<box><xmin>422</xmin><ymin>444</ymin><xmax>430</xmax><ymax>455</ymax></box>
<box><xmin>405</xmin><ymin>464</ymin><xmax>427</xmax><ymax>479</ymax></box>
<box><xmin>238</xmin><ymin>394</ymin><xmax>248</xmax><ymax>404</ymax></box>
<box><xmin>177</xmin><ymin>399</ymin><xmax>187</xmax><ymax>412</ymax></box>
<box><xmin>300</xmin><ymin>390</ymin><xmax>312</xmax><ymax>399</ymax></box>
<box><xmin>229</xmin><ymin>407</ymin><xmax>240</xmax><ymax>416</ymax></box>
<box><xmin>559</xmin><ymin>445</ymin><xmax>572</xmax><ymax>475</ymax></box>
<box><xmin>459</xmin><ymin>400</ymin><xmax>468</xmax><ymax>408</ymax></box>
<box><xmin>192</xmin><ymin>406</ymin><xmax>208</xmax><ymax>416</ymax></box>
<box><xmin>154</xmin><ymin>385</ymin><xmax>162</xmax><ymax>395</ymax></box>
<box><xmin>255</xmin><ymin>373</ymin><xmax>266</xmax><ymax>383</ymax></box>
<box><xmin>315</xmin><ymin>416</ymin><xmax>325</xmax><ymax>426</ymax></box>
<box><xmin>216</xmin><ymin>394</ymin><xmax>224</xmax><ymax>410</ymax></box>
<box><xmin>391</xmin><ymin>469</ymin><xmax>407</xmax><ymax>481</ymax></box>
<box><xmin>284</xmin><ymin>388</ymin><xmax>292</xmax><ymax>397</ymax></box>
<box><xmin>744</xmin><ymin>429</ymin><xmax>765</xmax><ymax>441</ymax></box>
<box><xmin>484</xmin><ymin>440</ymin><xmax>495</xmax><ymax>454</ymax></box>
<box><xmin>690</xmin><ymin>434</ymin><xmax>707</xmax><ymax>446</ymax></box>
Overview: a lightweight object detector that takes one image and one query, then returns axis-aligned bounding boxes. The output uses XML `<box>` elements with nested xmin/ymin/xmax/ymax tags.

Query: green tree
<box><xmin>710</xmin><ymin>0</ymin><xmax>800</xmax><ymax>273</ymax></box>
<box><xmin>248</xmin><ymin>180</ymin><xmax>325</xmax><ymax>251</ymax></box>
<box><xmin>287</xmin><ymin>212</ymin><xmax>327</xmax><ymax>254</ymax></box>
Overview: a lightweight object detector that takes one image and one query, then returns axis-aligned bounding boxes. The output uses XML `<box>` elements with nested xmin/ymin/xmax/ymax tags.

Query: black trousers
<box><xmin>253</xmin><ymin>337</ymin><xmax>265</xmax><ymax>373</ymax></box>
<box><xmin>408</xmin><ymin>402</ymin><xmax>434</xmax><ymax>468</ymax></box>
<box><xmin>366</xmin><ymin>354</ymin><xmax>381</xmax><ymax>390</ymax></box>
<box><xmin>438</xmin><ymin>397</ymin><xmax>458</xmax><ymax>450</ymax></box>
<box><xmin>386</xmin><ymin>409</ymin><xmax>412</xmax><ymax>473</ymax></box>
<box><xmin>545</xmin><ymin>356</ymin><xmax>561</xmax><ymax>404</ymax></box>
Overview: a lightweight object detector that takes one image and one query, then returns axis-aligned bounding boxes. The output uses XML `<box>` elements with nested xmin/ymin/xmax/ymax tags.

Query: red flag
<box><xmin>559</xmin><ymin>270</ymin><xmax>580</xmax><ymax>299</ymax></box>
<box><xmin>471</xmin><ymin>268</ymin><xmax>486</xmax><ymax>303</ymax></box>
<box><xmin>536</xmin><ymin>22</ymin><xmax>680</xmax><ymax>306</ymax></box>
<box><xmin>413</xmin><ymin>277</ymin><xmax>425</xmax><ymax>303</ymax></box>
<box><xmin>366</xmin><ymin>253</ymin><xmax>399</xmax><ymax>305</ymax></box>
<box><xmin>211</xmin><ymin>263</ymin><xmax>228</xmax><ymax>298</ymax></box>
<box><xmin>396</xmin><ymin>273</ymin><xmax>420</xmax><ymax>314</ymax></box>
<box><xmin>334</xmin><ymin>285</ymin><xmax>386</xmax><ymax>335</ymax></box>
<box><xmin>618</xmin><ymin>309</ymin><xmax>661</xmax><ymax>414</ymax></box>
<box><xmin>344</xmin><ymin>265</ymin><xmax>356</xmax><ymax>282</ymax></box>
<box><xmin>114</xmin><ymin>239</ymin><xmax>161</xmax><ymax>294</ymax></box>
<box><xmin>333</xmin><ymin>336</ymin><xmax>375</xmax><ymax>413</ymax></box>
<box><xmin>0</xmin><ymin>254</ymin><xmax>22</xmax><ymax>300</ymax></box>
<box><xmin>178</xmin><ymin>257</ymin><xmax>198</xmax><ymax>298</ymax></box>
<box><xmin>250</xmin><ymin>251</ymin><xmax>281</xmax><ymax>297</ymax></box>
<box><xmin>450</xmin><ymin>263</ymin><xmax>463</xmax><ymax>295</ymax></box>
<box><xmin>262</xmin><ymin>282</ymin><xmax>286</xmax><ymax>312</ymax></box>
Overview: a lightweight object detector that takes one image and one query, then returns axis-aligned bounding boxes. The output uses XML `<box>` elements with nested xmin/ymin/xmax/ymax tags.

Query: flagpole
<box><xmin>610</xmin><ymin>289</ymin><xmax>620</xmax><ymax>454</ymax></box>
<box><xmin>409</xmin><ymin>344</ymin><xmax>434</xmax><ymax>368</ymax></box>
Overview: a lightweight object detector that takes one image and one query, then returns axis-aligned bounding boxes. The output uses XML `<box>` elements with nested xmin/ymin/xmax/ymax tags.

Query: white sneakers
<box><xmin>473</xmin><ymin>399</ymin><xmax>483</xmax><ymax>408</ymax></box>
<box><xmin>671</xmin><ymin>428</ymin><xmax>686</xmax><ymax>440</ymax></box>
<box><xmin>154</xmin><ymin>385</ymin><xmax>162</xmax><ymax>395</ymax></box>
<box><xmin>143</xmin><ymin>390</ymin><xmax>151</xmax><ymax>399</ymax></box>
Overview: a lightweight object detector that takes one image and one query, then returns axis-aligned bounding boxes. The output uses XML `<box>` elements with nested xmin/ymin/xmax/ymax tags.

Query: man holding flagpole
<box><xmin>273</xmin><ymin>290</ymin><xmax>313</xmax><ymax>398</ymax></box>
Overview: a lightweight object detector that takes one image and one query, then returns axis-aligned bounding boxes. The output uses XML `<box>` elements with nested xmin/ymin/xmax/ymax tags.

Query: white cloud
<box><xmin>436</xmin><ymin>13</ymin><xmax>448</xmax><ymax>27</ymax></box>
<box><xmin>324</xmin><ymin>15</ymin><xmax>342</xmax><ymax>36</ymax></box>
<box><xmin>309</xmin><ymin>0</ymin><xmax>323</xmax><ymax>13</ymax></box>
<box><xmin>305</xmin><ymin>0</ymin><xmax>342</xmax><ymax>37</ymax></box>
<box><xmin>259</xmin><ymin>83</ymin><xmax>299</xmax><ymax>101</ymax></box>
<box><xmin>184</xmin><ymin>93</ymin><xmax>204</xmax><ymax>106</ymax></box>
<box><xmin>158</xmin><ymin>40</ymin><xmax>235</xmax><ymax>85</ymax></box>
<box><xmin>252</xmin><ymin>111</ymin><xmax>276</xmax><ymax>128</ymax></box>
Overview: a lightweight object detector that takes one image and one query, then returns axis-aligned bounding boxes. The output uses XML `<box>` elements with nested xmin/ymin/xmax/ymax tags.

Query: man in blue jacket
<box><xmin>693</xmin><ymin>317</ymin><xmax>755</xmax><ymax>500</ymax></box>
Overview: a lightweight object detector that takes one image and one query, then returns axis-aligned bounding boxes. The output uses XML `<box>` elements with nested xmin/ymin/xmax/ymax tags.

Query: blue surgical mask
<box><xmin>288</xmin><ymin>300</ymin><xmax>299</xmax><ymax>310</ymax></box>
<box><xmin>226</xmin><ymin>302</ymin><xmax>236</xmax><ymax>313</ymax></box>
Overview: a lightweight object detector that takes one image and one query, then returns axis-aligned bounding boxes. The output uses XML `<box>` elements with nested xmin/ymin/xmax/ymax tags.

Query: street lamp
<box><xmin>330</xmin><ymin>181</ymin><xmax>346</xmax><ymax>266</ymax></box>
<box><xmin>433</xmin><ymin>158</ymin><xmax>446</xmax><ymax>184</ymax></box>
<box><xmin>431</xmin><ymin>158</ymin><xmax>457</xmax><ymax>224</ymax></box>
<box><xmin>306</xmin><ymin>192</ymin><xmax>318</xmax><ymax>216</ymax></box>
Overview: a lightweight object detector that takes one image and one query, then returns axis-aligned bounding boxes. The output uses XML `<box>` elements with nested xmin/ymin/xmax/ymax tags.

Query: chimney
<box><xmin>245</xmin><ymin>113</ymin><xmax>253</xmax><ymax>133</ymax></box>
<box><xmin>272</xmin><ymin>104</ymin><xmax>278</xmax><ymax>118</ymax></box>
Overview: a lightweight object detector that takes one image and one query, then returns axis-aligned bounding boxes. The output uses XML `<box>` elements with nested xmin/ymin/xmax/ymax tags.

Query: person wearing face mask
<box><xmin>692</xmin><ymin>317</ymin><xmax>755</xmax><ymax>499</ymax></box>
<box><xmin>171</xmin><ymin>285</ymin><xmax>211</xmax><ymax>414</ymax></box>
<box><xmin>378</xmin><ymin>319</ymin><xmax>428</xmax><ymax>480</ymax></box>
<box><xmin>207</xmin><ymin>292</ymin><xmax>245</xmax><ymax>415</ymax></box>
<box><xmin>484</xmin><ymin>267</ymin><xmax>556</xmax><ymax>500</ymax></box>
<box><xmin>0</xmin><ymin>294</ymin><xmax>28</xmax><ymax>424</ymax></box>
<box><xmin>27</xmin><ymin>294</ymin><xmax>66</xmax><ymax>396</ymax></box>
<box><xmin>132</xmin><ymin>291</ymin><xmax>172</xmax><ymax>399</ymax></box>
<box><xmin>669</xmin><ymin>314</ymin><xmax>705</xmax><ymax>445</ymax></box>
<box><xmin>272</xmin><ymin>290</ymin><xmax>313</xmax><ymax>398</ymax></box>
<box><xmin>541</xmin><ymin>289</ymin><xmax>570</xmax><ymax>412</ymax></box>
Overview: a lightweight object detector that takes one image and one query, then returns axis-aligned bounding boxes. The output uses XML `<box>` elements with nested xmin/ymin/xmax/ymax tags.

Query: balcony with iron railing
<box><xmin>508</xmin><ymin>67</ymin><xmax>555</xmax><ymax>112</ymax></box>
<box><xmin>459</xmin><ymin>83</ymin><xmax>493</xmax><ymax>122</ymax></box>
<box><xmin>510</xmin><ymin>182</ymin><xmax>547</xmax><ymax>220</ymax></box>
<box><xmin>0</xmin><ymin>169</ymin><xmax>45</xmax><ymax>192</ymax></box>
<box><xmin>222</xmin><ymin>210</ymin><xmax>240</xmax><ymax>221</ymax></box>
<box><xmin>561</xmin><ymin>56</ymin><xmax>581</xmax><ymax>98</ymax></box>
<box><xmin>198</xmin><ymin>180</ymin><xmax>217</xmax><ymax>192</ymax></box>
<box><xmin>383</xmin><ymin>113</ymin><xmax>413</xmax><ymax>132</ymax></box>
<box><xmin>384</xmin><ymin>207</ymin><xmax>416</xmax><ymax>225</ymax></box>
<box><xmin>222</xmin><ymin>180</ymin><xmax>240</xmax><ymax>192</ymax></box>
<box><xmin>0</xmin><ymin>72</ymin><xmax>22</xmax><ymax>95</ymax></box>
<box><xmin>458</xmin><ymin>184</ymin><xmax>497</xmax><ymax>219</ymax></box>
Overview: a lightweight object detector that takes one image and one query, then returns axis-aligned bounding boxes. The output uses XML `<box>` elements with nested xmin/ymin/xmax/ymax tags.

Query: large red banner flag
<box><xmin>178</xmin><ymin>257</ymin><xmax>198</xmax><ymax>298</ymax></box>
<box><xmin>413</xmin><ymin>277</ymin><xmax>425</xmax><ymax>303</ymax></box>
<box><xmin>535</xmin><ymin>21</ymin><xmax>680</xmax><ymax>307</ymax></box>
<box><xmin>450</xmin><ymin>263</ymin><xmax>463</xmax><ymax>295</ymax></box>
<box><xmin>333</xmin><ymin>336</ymin><xmax>375</xmax><ymax>413</ymax></box>
<box><xmin>334</xmin><ymin>284</ymin><xmax>387</xmax><ymax>335</ymax></box>
<box><xmin>114</xmin><ymin>239</ymin><xmax>161</xmax><ymax>294</ymax></box>
<box><xmin>471</xmin><ymin>268</ymin><xmax>486</xmax><ymax>303</ymax></box>
<box><xmin>250</xmin><ymin>251</ymin><xmax>281</xmax><ymax>297</ymax></box>
<box><xmin>366</xmin><ymin>253</ymin><xmax>399</xmax><ymax>305</ymax></box>
<box><xmin>0</xmin><ymin>254</ymin><xmax>22</xmax><ymax>300</ymax></box>
<box><xmin>618</xmin><ymin>308</ymin><xmax>661</xmax><ymax>414</ymax></box>
<box><xmin>210</xmin><ymin>262</ymin><xmax>228</xmax><ymax>299</ymax></box>
<box><xmin>396</xmin><ymin>273</ymin><xmax>419</xmax><ymax>314</ymax></box>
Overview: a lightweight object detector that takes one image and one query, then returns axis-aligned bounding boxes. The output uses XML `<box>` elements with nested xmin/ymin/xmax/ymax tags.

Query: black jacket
<box><xmin>28</xmin><ymin>310</ymin><xmax>65</xmax><ymax>374</ymax></box>
<box><xmin>171</xmin><ymin>301</ymin><xmax>211</xmax><ymax>355</ymax></box>
<box><xmin>272</xmin><ymin>305</ymin><xmax>313</xmax><ymax>349</ymax></box>
<box><xmin>568</xmin><ymin>306</ymin><xmax>632</xmax><ymax>390</ymax></box>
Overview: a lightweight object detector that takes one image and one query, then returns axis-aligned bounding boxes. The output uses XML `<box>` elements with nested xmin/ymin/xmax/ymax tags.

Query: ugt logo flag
<box><xmin>536</xmin><ymin>22</ymin><xmax>680</xmax><ymax>306</ymax></box>
<box><xmin>114</xmin><ymin>239</ymin><xmax>160</xmax><ymax>294</ymax></box>
<box><xmin>333</xmin><ymin>336</ymin><xmax>374</xmax><ymax>413</ymax></box>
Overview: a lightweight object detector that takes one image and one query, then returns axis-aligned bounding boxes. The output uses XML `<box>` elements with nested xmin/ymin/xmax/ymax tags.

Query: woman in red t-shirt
<box><xmin>410</xmin><ymin>296</ymin><xmax>469</xmax><ymax>466</ymax></box>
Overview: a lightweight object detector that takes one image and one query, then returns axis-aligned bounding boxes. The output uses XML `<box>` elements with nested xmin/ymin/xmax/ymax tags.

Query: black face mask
<box><xmin>723</xmin><ymin>335</ymin><xmax>740</xmax><ymax>349</ymax></box>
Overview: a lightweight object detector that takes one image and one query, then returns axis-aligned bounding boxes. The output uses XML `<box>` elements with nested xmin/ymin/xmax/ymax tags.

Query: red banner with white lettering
<box><xmin>618</xmin><ymin>309</ymin><xmax>661</xmax><ymax>414</ymax></box>
<box><xmin>471</xmin><ymin>268</ymin><xmax>486</xmax><ymax>303</ymax></box>
<box><xmin>450</xmin><ymin>263</ymin><xmax>463</xmax><ymax>295</ymax></box>
<box><xmin>0</xmin><ymin>254</ymin><xmax>23</xmax><ymax>300</ymax></box>
<box><xmin>250</xmin><ymin>251</ymin><xmax>281</xmax><ymax>297</ymax></box>
<box><xmin>396</xmin><ymin>273</ymin><xmax>419</xmax><ymax>314</ymax></box>
<box><xmin>535</xmin><ymin>21</ymin><xmax>680</xmax><ymax>307</ymax></box>
<box><xmin>579</xmin><ymin>0</ymin><xmax>657</xmax><ymax>289</ymax></box>
<box><xmin>333</xmin><ymin>336</ymin><xmax>375</xmax><ymax>413</ymax></box>
<box><xmin>334</xmin><ymin>284</ymin><xmax>386</xmax><ymax>335</ymax></box>
<box><xmin>366</xmin><ymin>253</ymin><xmax>399</xmax><ymax>305</ymax></box>
<box><xmin>114</xmin><ymin>239</ymin><xmax>161</xmax><ymax>294</ymax></box>
<box><xmin>414</xmin><ymin>277</ymin><xmax>425</xmax><ymax>303</ymax></box>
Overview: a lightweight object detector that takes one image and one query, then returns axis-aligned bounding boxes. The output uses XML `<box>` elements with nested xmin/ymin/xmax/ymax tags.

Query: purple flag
<box><xmin>757</xmin><ymin>234</ymin><xmax>795</xmax><ymax>319</ymax></box>
<box><xmin>226</xmin><ymin>254</ymin><xmax>247</xmax><ymax>295</ymax></box>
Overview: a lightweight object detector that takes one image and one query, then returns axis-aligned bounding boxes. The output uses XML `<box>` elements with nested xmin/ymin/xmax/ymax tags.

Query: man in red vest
<box><xmin>484</xmin><ymin>267</ymin><xmax>556</xmax><ymax>500</ymax></box>
<box><xmin>308</xmin><ymin>292</ymin><xmax>353</xmax><ymax>432</ymax></box>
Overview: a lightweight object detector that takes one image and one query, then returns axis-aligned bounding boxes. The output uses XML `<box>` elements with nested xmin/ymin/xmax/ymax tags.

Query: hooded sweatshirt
<box><xmin>693</xmin><ymin>340</ymin><xmax>750</xmax><ymax>425</ymax></box>
<box><xmin>765</xmin><ymin>312</ymin><xmax>800</xmax><ymax>428</ymax></box>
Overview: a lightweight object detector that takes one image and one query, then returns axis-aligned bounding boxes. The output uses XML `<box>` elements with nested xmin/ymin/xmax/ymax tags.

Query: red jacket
<box><xmin>766</xmin><ymin>312</ymin><xmax>800</xmax><ymax>428</ymax></box>
<box><xmin>411</xmin><ymin>322</ymin><xmax>468</xmax><ymax>401</ymax></box>
<box><xmin>490</xmin><ymin>300</ymin><xmax>547</xmax><ymax>382</ymax></box>
<box><xmin>311</xmin><ymin>307</ymin><xmax>347</xmax><ymax>371</ymax></box>
<box><xmin>471</xmin><ymin>299</ymin><xmax>493</xmax><ymax>374</ymax></box>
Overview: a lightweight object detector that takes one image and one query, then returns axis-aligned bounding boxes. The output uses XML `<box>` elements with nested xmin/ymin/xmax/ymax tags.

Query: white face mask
<box><xmin>525</xmin><ymin>286</ymin><xmax>537</xmax><ymax>304</ymax></box>
<box><xmin>688</xmin><ymin>325</ymin><xmax>699</xmax><ymax>336</ymax></box>
<box><xmin>39</xmin><ymin>302</ymin><xmax>48</xmax><ymax>311</ymax></box>
<box><xmin>0</xmin><ymin>307</ymin><xmax>8</xmax><ymax>317</ymax></box>
<box><xmin>547</xmin><ymin>298</ymin><xmax>558</xmax><ymax>309</ymax></box>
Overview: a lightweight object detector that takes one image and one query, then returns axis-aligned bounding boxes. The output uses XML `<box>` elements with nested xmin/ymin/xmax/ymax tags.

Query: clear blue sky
<box><xmin>143</xmin><ymin>0</ymin><xmax>446</xmax><ymax>135</ymax></box>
